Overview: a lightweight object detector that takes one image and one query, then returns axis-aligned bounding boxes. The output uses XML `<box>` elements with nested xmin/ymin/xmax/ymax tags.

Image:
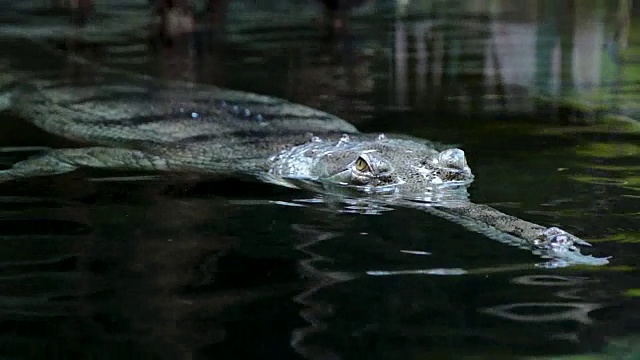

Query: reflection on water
<box><xmin>0</xmin><ymin>0</ymin><xmax>639</xmax><ymax>359</ymax></box>
<box><xmin>387</xmin><ymin>0</ymin><xmax>637</xmax><ymax>121</ymax></box>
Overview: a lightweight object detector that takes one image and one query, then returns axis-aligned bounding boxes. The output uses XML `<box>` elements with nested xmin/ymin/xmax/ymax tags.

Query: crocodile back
<box><xmin>4</xmin><ymin>37</ymin><xmax>360</xmax><ymax>148</ymax></box>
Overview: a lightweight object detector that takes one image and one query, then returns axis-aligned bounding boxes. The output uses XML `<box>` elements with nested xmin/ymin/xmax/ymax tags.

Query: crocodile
<box><xmin>0</xmin><ymin>40</ymin><xmax>608</xmax><ymax>267</ymax></box>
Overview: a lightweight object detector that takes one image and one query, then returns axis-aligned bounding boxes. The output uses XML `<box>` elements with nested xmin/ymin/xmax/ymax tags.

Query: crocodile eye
<box><xmin>354</xmin><ymin>157</ymin><xmax>371</xmax><ymax>172</ymax></box>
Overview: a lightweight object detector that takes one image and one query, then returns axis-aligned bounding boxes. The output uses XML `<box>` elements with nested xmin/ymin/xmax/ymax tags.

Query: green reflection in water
<box><xmin>569</xmin><ymin>175</ymin><xmax>639</xmax><ymax>187</ymax></box>
<box><xmin>575</xmin><ymin>142</ymin><xmax>639</xmax><ymax>158</ymax></box>
<box><xmin>563</xmin><ymin>265</ymin><xmax>635</xmax><ymax>272</ymax></box>
<box><xmin>623</xmin><ymin>288</ymin><xmax>640</xmax><ymax>297</ymax></box>
<box><xmin>536</xmin><ymin>117</ymin><xmax>640</xmax><ymax>135</ymax></box>
<box><xmin>587</xmin><ymin>232</ymin><xmax>640</xmax><ymax>244</ymax></box>
<box><xmin>527</xmin><ymin>335</ymin><xmax>640</xmax><ymax>359</ymax></box>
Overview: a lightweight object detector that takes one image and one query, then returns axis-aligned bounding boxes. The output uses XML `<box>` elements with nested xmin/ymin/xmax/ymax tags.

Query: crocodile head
<box><xmin>268</xmin><ymin>133</ymin><xmax>474</xmax><ymax>200</ymax></box>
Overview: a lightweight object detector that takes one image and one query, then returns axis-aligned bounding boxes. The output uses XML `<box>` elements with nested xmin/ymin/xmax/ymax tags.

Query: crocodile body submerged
<box><xmin>0</xmin><ymin>41</ymin><xmax>608</xmax><ymax>267</ymax></box>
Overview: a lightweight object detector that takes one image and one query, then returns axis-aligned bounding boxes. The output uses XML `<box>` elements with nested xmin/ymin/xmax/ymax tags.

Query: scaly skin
<box><xmin>0</xmin><ymin>49</ymin><xmax>608</xmax><ymax>267</ymax></box>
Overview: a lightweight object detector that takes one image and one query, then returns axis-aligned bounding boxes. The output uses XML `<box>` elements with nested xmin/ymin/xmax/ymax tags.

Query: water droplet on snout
<box><xmin>191</xmin><ymin>112</ymin><xmax>199</xmax><ymax>119</ymax></box>
<box><xmin>338</xmin><ymin>134</ymin><xmax>351</xmax><ymax>145</ymax></box>
<box><xmin>377</xmin><ymin>133</ymin><xmax>386</xmax><ymax>141</ymax></box>
<box><xmin>242</xmin><ymin>109</ymin><xmax>251</xmax><ymax>117</ymax></box>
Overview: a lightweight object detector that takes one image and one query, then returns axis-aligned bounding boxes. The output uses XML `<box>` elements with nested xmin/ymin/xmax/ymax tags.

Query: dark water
<box><xmin>0</xmin><ymin>1</ymin><xmax>639</xmax><ymax>359</ymax></box>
